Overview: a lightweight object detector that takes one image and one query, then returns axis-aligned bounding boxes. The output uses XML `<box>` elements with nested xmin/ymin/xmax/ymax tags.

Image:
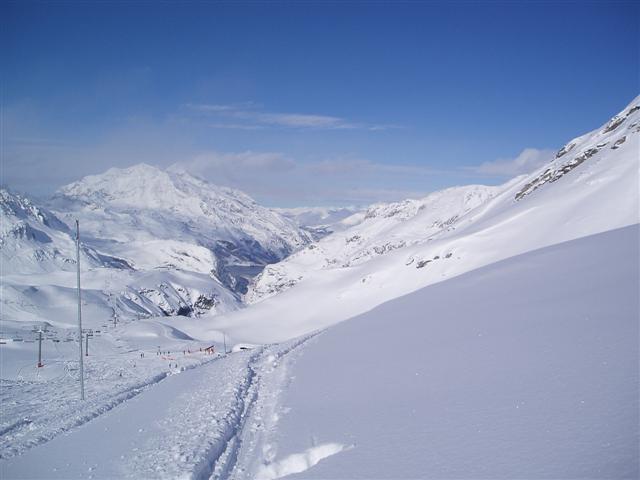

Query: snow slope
<box><xmin>0</xmin><ymin>333</ymin><xmax>319</xmax><ymax>479</ymax></box>
<box><xmin>239</xmin><ymin>225</ymin><xmax>640</xmax><ymax>479</ymax></box>
<box><xmin>204</xmin><ymin>95</ymin><xmax>640</xmax><ymax>345</ymax></box>
<box><xmin>0</xmin><ymin>319</ymin><xmax>216</xmax><ymax>460</ymax></box>
<box><xmin>2</xmin><ymin>225</ymin><xmax>636</xmax><ymax>479</ymax></box>
<box><xmin>247</xmin><ymin>184</ymin><xmax>503</xmax><ymax>304</ymax></box>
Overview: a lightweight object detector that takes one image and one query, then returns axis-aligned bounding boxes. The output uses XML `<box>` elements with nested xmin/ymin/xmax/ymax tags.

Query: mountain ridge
<box><xmin>203</xmin><ymin>94</ymin><xmax>640</xmax><ymax>344</ymax></box>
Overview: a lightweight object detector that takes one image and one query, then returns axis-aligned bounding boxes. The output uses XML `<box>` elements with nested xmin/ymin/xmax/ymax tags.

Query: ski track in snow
<box><xmin>127</xmin><ymin>348</ymin><xmax>260</xmax><ymax>479</ymax></box>
<box><xmin>0</xmin><ymin>353</ymin><xmax>218</xmax><ymax>460</ymax></box>
<box><xmin>0</xmin><ymin>332</ymin><xmax>321</xmax><ymax>479</ymax></box>
<box><xmin>134</xmin><ymin>332</ymin><xmax>321</xmax><ymax>480</ymax></box>
<box><xmin>220</xmin><ymin>333</ymin><xmax>321</xmax><ymax>480</ymax></box>
<box><xmin>125</xmin><ymin>332</ymin><xmax>321</xmax><ymax>479</ymax></box>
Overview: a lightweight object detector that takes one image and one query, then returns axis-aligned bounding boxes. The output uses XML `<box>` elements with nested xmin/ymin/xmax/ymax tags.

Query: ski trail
<box><xmin>137</xmin><ymin>332</ymin><xmax>321</xmax><ymax>480</ymax></box>
<box><xmin>124</xmin><ymin>332</ymin><xmax>320</xmax><ymax>479</ymax></box>
<box><xmin>0</xmin><ymin>332</ymin><xmax>321</xmax><ymax>479</ymax></box>
<box><xmin>193</xmin><ymin>351</ymin><xmax>262</xmax><ymax>480</ymax></box>
<box><xmin>212</xmin><ymin>332</ymin><xmax>322</xmax><ymax>480</ymax></box>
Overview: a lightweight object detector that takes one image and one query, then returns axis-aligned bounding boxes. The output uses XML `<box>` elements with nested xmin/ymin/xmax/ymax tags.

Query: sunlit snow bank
<box><xmin>254</xmin><ymin>225</ymin><xmax>639</xmax><ymax>479</ymax></box>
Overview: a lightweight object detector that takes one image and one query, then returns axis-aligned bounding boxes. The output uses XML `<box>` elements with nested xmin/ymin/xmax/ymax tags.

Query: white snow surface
<box><xmin>1</xmin><ymin>225</ymin><xmax>636</xmax><ymax>479</ymax></box>
<box><xmin>245</xmin><ymin>225</ymin><xmax>640</xmax><ymax>479</ymax></box>
<box><xmin>0</xmin><ymin>330</ymin><xmax>320</xmax><ymax>479</ymax></box>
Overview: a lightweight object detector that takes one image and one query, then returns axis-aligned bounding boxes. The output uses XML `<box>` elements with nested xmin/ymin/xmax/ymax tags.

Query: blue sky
<box><xmin>2</xmin><ymin>1</ymin><xmax>638</xmax><ymax>206</ymax></box>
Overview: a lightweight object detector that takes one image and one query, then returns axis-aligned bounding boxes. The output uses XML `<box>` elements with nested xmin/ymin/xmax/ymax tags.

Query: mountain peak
<box><xmin>47</xmin><ymin>164</ymin><xmax>313</xmax><ymax>293</ymax></box>
<box><xmin>55</xmin><ymin>163</ymin><xmax>256</xmax><ymax>214</ymax></box>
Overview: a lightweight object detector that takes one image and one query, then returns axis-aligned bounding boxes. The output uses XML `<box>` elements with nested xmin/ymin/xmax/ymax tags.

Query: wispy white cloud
<box><xmin>183</xmin><ymin>102</ymin><xmax>397</xmax><ymax>131</ymax></box>
<box><xmin>308</xmin><ymin>157</ymin><xmax>439</xmax><ymax>176</ymax></box>
<box><xmin>167</xmin><ymin>150</ymin><xmax>454</xmax><ymax>205</ymax></box>
<box><xmin>251</xmin><ymin>112</ymin><xmax>349</xmax><ymax>129</ymax></box>
<box><xmin>177</xmin><ymin>150</ymin><xmax>296</xmax><ymax>177</ymax></box>
<box><xmin>469</xmin><ymin>148</ymin><xmax>555</xmax><ymax>176</ymax></box>
<box><xmin>206</xmin><ymin>123</ymin><xmax>266</xmax><ymax>130</ymax></box>
<box><xmin>184</xmin><ymin>102</ymin><xmax>257</xmax><ymax>113</ymax></box>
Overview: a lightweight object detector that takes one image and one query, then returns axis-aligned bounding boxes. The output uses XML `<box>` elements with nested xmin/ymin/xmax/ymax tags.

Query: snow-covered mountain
<box><xmin>1</xmin><ymin>166</ymin><xmax>315</xmax><ymax>328</ymax></box>
<box><xmin>0</xmin><ymin>189</ymin><xmax>130</xmax><ymax>274</ymax></box>
<box><xmin>3</xmin><ymin>97</ymin><xmax>637</xmax><ymax>340</ymax></box>
<box><xmin>50</xmin><ymin>164</ymin><xmax>312</xmax><ymax>294</ymax></box>
<box><xmin>0</xmin><ymin>190</ymin><xmax>241</xmax><ymax>327</ymax></box>
<box><xmin>207</xmin><ymin>95</ymin><xmax>640</xmax><ymax>344</ymax></box>
<box><xmin>247</xmin><ymin>184</ymin><xmax>502</xmax><ymax>303</ymax></box>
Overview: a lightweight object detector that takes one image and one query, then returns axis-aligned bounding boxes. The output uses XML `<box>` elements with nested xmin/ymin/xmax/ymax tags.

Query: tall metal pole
<box><xmin>76</xmin><ymin>220</ymin><xmax>85</xmax><ymax>400</ymax></box>
<box><xmin>85</xmin><ymin>332</ymin><xmax>89</xmax><ymax>357</ymax></box>
<box><xmin>37</xmin><ymin>330</ymin><xmax>43</xmax><ymax>368</ymax></box>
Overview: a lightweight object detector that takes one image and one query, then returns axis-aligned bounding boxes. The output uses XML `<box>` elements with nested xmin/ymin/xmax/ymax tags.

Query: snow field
<box><xmin>0</xmin><ymin>319</ymin><xmax>221</xmax><ymax>460</ymax></box>
<box><xmin>0</xmin><ymin>333</ymin><xmax>321</xmax><ymax>479</ymax></box>
<box><xmin>261</xmin><ymin>226</ymin><xmax>639</xmax><ymax>478</ymax></box>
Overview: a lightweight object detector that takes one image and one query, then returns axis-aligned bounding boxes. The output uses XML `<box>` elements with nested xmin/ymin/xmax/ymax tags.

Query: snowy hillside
<box><xmin>51</xmin><ymin>164</ymin><xmax>312</xmax><ymax>294</ymax></box>
<box><xmin>0</xmin><ymin>189</ymin><xmax>130</xmax><ymax>274</ymax></box>
<box><xmin>247</xmin><ymin>184</ymin><xmax>503</xmax><ymax>303</ymax></box>
<box><xmin>2</xmin><ymin>226</ymin><xmax>636</xmax><ymax>478</ymax></box>
<box><xmin>243</xmin><ymin>225</ymin><xmax>639</xmax><ymax>479</ymax></box>
<box><xmin>207</xmin><ymin>96</ymin><xmax>640</xmax><ymax>344</ymax></box>
<box><xmin>0</xmin><ymin>193</ymin><xmax>236</xmax><ymax>331</ymax></box>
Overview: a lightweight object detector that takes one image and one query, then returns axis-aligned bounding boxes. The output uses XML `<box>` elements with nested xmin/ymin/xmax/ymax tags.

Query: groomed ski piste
<box><xmin>1</xmin><ymin>96</ymin><xmax>639</xmax><ymax>479</ymax></box>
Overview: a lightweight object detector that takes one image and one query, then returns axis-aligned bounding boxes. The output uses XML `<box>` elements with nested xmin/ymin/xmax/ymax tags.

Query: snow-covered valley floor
<box><xmin>1</xmin><ymin>225</ymin><xmax>637</xmax><ymax>479</ymax></box>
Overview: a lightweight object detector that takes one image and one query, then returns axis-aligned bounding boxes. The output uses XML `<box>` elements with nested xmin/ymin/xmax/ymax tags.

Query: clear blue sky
<box><xmin>2</xmin><ymin>1</ymin><xmax>638</xmax><ymax>206</ymax></box>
